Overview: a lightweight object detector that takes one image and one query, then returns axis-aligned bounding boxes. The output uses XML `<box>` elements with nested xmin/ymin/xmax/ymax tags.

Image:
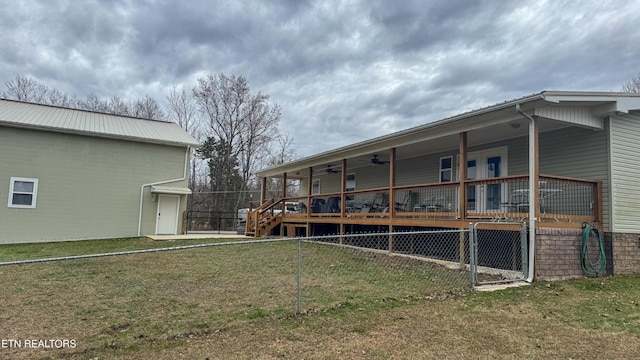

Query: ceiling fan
<box><xmin>371</xmin><ymin>155</ymin><xmax>389</xmax><ymax>165</ymax></box>
<box><xmin>326</xmin><ymin>165</ymin><xmax>342</xmax><ymax>174</ymax></box>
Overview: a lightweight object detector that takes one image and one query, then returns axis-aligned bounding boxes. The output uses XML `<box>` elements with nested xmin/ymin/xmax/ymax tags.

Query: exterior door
<box><xmin>467</xmin><ymin>147</ymin><xmax>508</xmax><ymax>213</ymax></box>
<box><xmin>156</xmin><ymin>195</ymin><xmax>180</xmax><ymax>235</ymax></box>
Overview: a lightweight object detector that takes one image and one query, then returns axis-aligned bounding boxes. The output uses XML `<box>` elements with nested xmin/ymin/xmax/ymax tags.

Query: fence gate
<box><xmin>470</xmin><ymin>222</ymin><xmax>528</xmax><ymax>286</ymax></box>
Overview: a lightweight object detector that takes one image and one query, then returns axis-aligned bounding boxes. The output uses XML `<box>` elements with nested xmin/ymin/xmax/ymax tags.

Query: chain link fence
<box><xmin>185</xmin><ymin>211</ymin><xmax>237</xmax><ymax>233</ymax></box>
<box><xmin>297</xmin><ymin>231</ymin><xmax>472</xmax><ymax>314</ymax></box>
<box><xmin>471</xmin><ymin>222</ymin><xmax>528</xmax><ymax>285</ymax></box>
<box><xmin>194</xmin><ymin>229</ymin><xmax>474</xmax><ymax>316</ymax></box>
<box><xmin>1</xmin><ymin>227</ymin><xmax>526</xmax><ymax>327</ymax></box>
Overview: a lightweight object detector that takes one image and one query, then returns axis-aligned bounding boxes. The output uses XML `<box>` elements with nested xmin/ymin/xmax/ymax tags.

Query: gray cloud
<box><xmin>1</xmin><ymin>0</ymin><xmax>639</xmax><ymax>157</ymax></box>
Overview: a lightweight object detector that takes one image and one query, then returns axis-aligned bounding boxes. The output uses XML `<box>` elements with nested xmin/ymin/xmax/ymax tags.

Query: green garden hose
<box><xmin>581</xmin><ymin>223</ymin><xmax>606</xmax><ymax>277</ymax></box>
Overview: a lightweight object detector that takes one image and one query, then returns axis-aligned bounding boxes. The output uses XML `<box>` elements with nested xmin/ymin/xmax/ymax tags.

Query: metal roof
<box><xmin>0</xmin><ymin>99</ymin><xmax>199</xmax><ymax>147</ymax></box>
<box><xmin>151</xmin><ymin>186</ymin><xmax>193</xmax><ymax>195</ymax></box>
<box><xmin>256</xmin><ymin>90</ymin><xmax>640</xmax><ymax>177</ymax></box>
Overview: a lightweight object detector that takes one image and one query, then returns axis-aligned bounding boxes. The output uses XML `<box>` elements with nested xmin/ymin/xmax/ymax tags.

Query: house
<box><xmin>250</xmin><ymin>91</ymin><xmax>640</xmax><ymax>280</ymax></box>
<box><xmin>0</xmin><ymin>99</ymin><xmax>199</xmax><ymax>244</ymax></box>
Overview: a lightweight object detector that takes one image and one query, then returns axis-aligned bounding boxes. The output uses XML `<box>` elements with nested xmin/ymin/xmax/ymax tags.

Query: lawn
<box><xmin>0</xmin><ymin>237</ymin><xmax>639</xmax><ymax>359</ymax></box>
<box><xmin>0</xmin><ymin>236</ymin><xmax>236</xmax><ymax>263</ymax></box>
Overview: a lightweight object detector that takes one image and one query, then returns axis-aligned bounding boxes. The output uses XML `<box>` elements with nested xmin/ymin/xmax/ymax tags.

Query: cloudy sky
<box><xmin>1</xmin><ymin>0</ymin><xmax>639</xmax><ymax>157</ymax></box>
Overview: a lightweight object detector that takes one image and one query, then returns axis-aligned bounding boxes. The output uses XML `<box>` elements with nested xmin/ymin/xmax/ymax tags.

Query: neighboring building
<box><xmin>250</xmin><ymin>91</ymin><xmax>640</xmax><ymax>279</ymax></box>
<box><xmin>1</xmin><ymin>99</ymin><xmax>198</xmax><ymax>244</ymax></box>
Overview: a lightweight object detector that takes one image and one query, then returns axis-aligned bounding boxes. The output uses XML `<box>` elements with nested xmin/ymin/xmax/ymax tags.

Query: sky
<box><xmin>1</xmin><ymin>0</ymin><xmax>639</xmax><ymax>158</ymax></box>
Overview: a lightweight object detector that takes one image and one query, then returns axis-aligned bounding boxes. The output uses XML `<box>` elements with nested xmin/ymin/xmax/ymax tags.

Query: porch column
<box><xmin>516</xmin><ymin>104</ymin><xmax>538</xmax><ymax>283</ymax></box>
<box><xmin>260</xmin><ymin>177</ymin><xmax>267</xmax><ymax>203</ymax></box>
<box><xmin>532</xmin><ymin>117</ymin><xmax>540</xmax><ymax>221</ymax></box>
<box><xmin>458</xmin><ymin>132</ymin><xmax>468</xmax><ymax>268</ymax></box>
<box><xmin>389</xmin><ymin>147</ymin><xmax>396</xmax><ymax>253</ymax></box>
<box><xmin>594</xmin><ymin>181</ymin><xmax>603</xmax><ymax>225</ymax></box>
<box><xmin>458</xmin><ymin>132</ymin><xmax>467</xmax><ymax>220</ymax></box>
<box><xmin>280</xmin><ymin>172</ymin><xmax>287</xmax><ymax>237</ymax></box>
<box><xmin>340</xmin><ymin>159</ymin><xmax>346</xmax><ymax>241</ymax></box>
<box><xmin>306</xmin><ymin>167</ymin><xmax>312</xmax><ymax>236</ymax></box>
<box><xmin>282</xmin><ymin>172</ymin><xmax>287</xmax><ymax>199</ymax></box>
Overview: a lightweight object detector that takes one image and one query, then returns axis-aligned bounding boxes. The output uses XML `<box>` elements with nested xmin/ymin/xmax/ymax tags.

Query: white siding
<box><xmin>609</xmin><ymin>113</ymin><xmax>640</xmax><ymax>233</ymax></box>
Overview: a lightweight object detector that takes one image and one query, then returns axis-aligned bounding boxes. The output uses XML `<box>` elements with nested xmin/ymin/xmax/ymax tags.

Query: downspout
<box><xmin>137</xmin><ymin>147</ymin><xmax>190</xmax><ymax>236</ymax></box>
<box><xmin>516</xmin><ymin>104</ymin><xmax>536</xmax><ymax>283</ymax></box>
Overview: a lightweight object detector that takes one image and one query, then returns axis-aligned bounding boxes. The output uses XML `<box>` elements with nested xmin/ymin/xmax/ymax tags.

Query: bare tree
<box><xmin>269</xmin><ymin>133</ymin><xmax>296</xmax><ymax>166</ymax></box>
<box><xmin>2</xmin><ymin>75</ymin><xmax>168</xmax><ymax>122</ymax></box>
<box><xmin>238</xmin><ymin>94</ymin><xmax>280</xmax><ymax>186</ymax></box>
<box><xmin>166</xmin><ymin>86</ymin><xmax>200</xmax><ymax>134</ymax></box>
<box><xmin>46</xmin><ymin>88</ymin><xmax>73</xmax><ymax>107</ymax></box>
<box><xmin>166</xmin><ymin>86</ymin><xmax>204</xmax><ymax>196</ymax></box>
<box><xmin>622</xmin><ymin>73</ymin><xmax>640</xmax><ymax>93</ymax></box>
<box><xmin>107</xmin><ymin>96</ymin><xmax>131</xmax><ymax>116</ymax></box>
<box><xmin>192</xmin><ymin>73</ymin><xmax>282</xmax><ymax>211</ymax></box>
<box><xmin>131</xmin><ymin>95</ymin><xmax>165</xmax><ymax>120</ymax></box>
<box><xmin>265</xmin><ymin>133</ymin><xmax>298</xmax><ymax>199</ymax></box>
<box><xmin>2</xmin><ymin>74</ymin><xmax>48</xmax><ymax>102</ymax></box>
<box><xmin>79</xmin><ymin>93</ymin><xmax>108</xmax><ymax>112</ymax></box>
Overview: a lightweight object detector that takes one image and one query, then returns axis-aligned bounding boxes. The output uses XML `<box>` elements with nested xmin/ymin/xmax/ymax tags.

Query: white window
<box><xmin>346</xmin><ymin>174</ymin><xmax>356</xmax><ymax>192</ymax></box>
<box><xmin>311</xmin><ymin>179</ymin><xmax>320</xmax><ymax>195</ymax></box>
<box><xmin>439</xmin><ymin>156</ymin><xmax>453</xmax><ymax>182</ymax></box>
<box><xmin>8</xmin><ymin>177</ymin><xmax>39</xmax><ymax>208</ymax></box>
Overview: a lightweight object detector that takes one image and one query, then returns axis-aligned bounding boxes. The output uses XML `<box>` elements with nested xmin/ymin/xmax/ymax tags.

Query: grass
<box><xmin>0</xmin><ymin>236</ymin><xmax>240</xmax><ymax>262</ymax></box>
<box><xmin>0</xmin><ymin>237</ymin><xmax>639</xmax><ymax>359</ymax></box>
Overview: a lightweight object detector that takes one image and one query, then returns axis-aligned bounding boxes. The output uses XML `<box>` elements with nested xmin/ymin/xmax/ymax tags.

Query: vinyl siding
<box><xmin>538</xmin><ymin>125</ymin><xmax>610</xmax><ymax>230</ymax></box>
<box><xmin>609</xmin><ymin>113</ymin><xmax>640</xmax><ymax>233</ymax></box>
<box><xmin>0</xmin><ymin>126</ymin><xmax>189</xmax><ymax>243</ymax></box>
<box><xmin>299</xmin><ymin>140</ymin><xmax>522</xmax><ymax>195</ymax></box>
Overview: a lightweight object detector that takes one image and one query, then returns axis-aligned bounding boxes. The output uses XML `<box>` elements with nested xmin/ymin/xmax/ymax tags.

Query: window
<box><xmin>346</xmin><ymin>174</ymin><xmax>356</xmax><ymax>192</ymax></box>
<box><xmin>311</xmin><ymin>179</ymin><xmax>320</xmax><ymax>195</ymax></box>
<box><xmin>8</xmin><ymin>177</ymin><xmax>39</xmax><ymax>208</ymax></box>
<box><xmin>439</xmin><ymin>156</ymin><xmax>453</xmax><ymax>182</ymax></box>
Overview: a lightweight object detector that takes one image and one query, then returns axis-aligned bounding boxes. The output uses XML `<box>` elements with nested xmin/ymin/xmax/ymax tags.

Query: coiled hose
<box><xmin>581</xmin><ymin>223</ymin><xmax>606</xmax><ymax>277</ymax></box>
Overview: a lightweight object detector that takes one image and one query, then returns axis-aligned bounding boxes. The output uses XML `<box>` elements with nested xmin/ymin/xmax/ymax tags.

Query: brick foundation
<box><xmin>611</xmin><ymin>232</ymin><xmax>640</xmax><ymax>274</ymax></box>
<box><xmin>535</xmin><ymin>228</ymin><xmax>613</xmax><ymax>281</ymax></box>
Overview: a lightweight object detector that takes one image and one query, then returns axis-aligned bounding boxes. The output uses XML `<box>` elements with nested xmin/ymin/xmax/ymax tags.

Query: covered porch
<box><xmin>250</xmin><ymin>93</ymin><xmax>614</xmax><ymax>238</ymax></box>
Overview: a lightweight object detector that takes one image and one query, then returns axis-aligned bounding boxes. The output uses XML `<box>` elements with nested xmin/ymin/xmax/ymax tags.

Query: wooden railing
<box><xmin>274</xmin><ymin>174</ymin><xmax>601</xmax><ymax>226</ymax></box>
<box><xmin>245</xmin><ymin>198</ymin><xmax>285</xmax><ymax>236</ymax></box>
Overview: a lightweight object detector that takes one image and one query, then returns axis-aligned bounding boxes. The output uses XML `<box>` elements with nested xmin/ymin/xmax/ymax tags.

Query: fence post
<box><xmin>521</xmin><ymin>222</ymin><xmax>528</xmax><ymax>279</ymax></box>
<box><xmin>458</xmin><ymin>228</ymin><xmax>466</xmax><ymax>269</ymax></box>
<box><xmin>469</xmin><ymin>223</ymin><xmax>476</xmax><ymax>288</ymax></box>
<box><xmin>296</xmin><ymin>238</ymin><xmax>302</xmax><ymax>314</ymax></box>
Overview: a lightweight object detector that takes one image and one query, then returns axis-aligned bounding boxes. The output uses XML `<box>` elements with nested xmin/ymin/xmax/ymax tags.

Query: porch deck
<box><xmin>246</xmin><ymin>174</ymin><xmax>602</xmax><ymax>237</ymax></box>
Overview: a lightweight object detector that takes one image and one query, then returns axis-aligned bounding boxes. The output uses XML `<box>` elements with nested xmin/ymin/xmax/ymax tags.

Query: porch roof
<box><xmin>257</xmin><ymin>91</ymin><xmax>640</xmax><ymax>178</ymax></box>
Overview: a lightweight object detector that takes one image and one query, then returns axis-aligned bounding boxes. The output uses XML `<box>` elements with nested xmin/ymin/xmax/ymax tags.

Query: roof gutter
<box><xmin>137</xmin><ymin>147</ymin><xmax>190</xmax><ymax>236</ymax></box>
<box><xmin>516</xmin><ymin>104</ymin><xmax>536</xmax><ymax>283</ymax></box>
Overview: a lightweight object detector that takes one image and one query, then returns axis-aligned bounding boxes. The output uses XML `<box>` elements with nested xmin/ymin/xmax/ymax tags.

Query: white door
<box><xmin>156</xmin><ymin>195</ymin><xmax>180</xmax><ymax>235</ymax></box>
<box><xmin>467</xmin><ymin>147</ymin><xmax>508</xmax><ymax>213</ymax></box>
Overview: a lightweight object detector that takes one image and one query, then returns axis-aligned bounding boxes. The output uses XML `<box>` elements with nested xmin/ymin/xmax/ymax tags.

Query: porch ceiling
<box><xmin>282</xmin><ymin>116</ymin><xmax>575</xmax><ymax>178</ymax></box>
